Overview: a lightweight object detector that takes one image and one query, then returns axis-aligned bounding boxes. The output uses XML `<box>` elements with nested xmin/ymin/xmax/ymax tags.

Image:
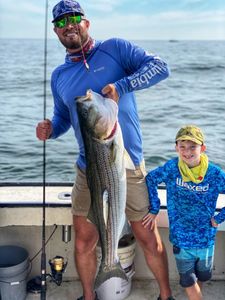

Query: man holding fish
<box><xmin>36</xmin><ymin>1</ymin><xmax>174</xmax><ymax>300</ymax></box>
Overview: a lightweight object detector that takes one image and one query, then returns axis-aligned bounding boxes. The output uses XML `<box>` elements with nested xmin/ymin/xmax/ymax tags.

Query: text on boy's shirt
<box><xmin>176</xmin><ymin>178</ymin><xmax>209</xmax><ymax>192</ymax></box>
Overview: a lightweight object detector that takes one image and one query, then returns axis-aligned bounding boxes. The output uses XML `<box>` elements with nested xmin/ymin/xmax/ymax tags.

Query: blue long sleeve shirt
<box><xmin>50</xmin><ymin>38</ymin><xmax>169</xmax><ymax>169</ymax></box>
<box><xmin>146</xmin><ymin>158</ymin><xmax>225</xmax><ymax>249</ymax></box>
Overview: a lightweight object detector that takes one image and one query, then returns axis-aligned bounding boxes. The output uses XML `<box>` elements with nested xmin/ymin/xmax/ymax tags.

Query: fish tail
<box><xmin>95</xmin><ymin>262</ymin><xmax>128</xmax><ymax>288</ymax></box>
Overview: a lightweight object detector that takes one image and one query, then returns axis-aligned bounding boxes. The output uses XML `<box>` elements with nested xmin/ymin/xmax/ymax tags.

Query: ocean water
<box><xmin>0</xmin><ymin>39</ymin><xmax>225</xmax><ymax>182</ymax></box>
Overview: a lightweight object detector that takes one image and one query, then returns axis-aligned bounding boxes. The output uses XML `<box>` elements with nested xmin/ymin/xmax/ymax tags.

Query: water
<box><xmin>1</xmin><ymin>39</ymin><xmax>225</xmax><ymax>182</ymax></box>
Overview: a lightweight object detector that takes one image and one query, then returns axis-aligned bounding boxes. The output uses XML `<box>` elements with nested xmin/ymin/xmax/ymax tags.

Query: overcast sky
<box><xmin>0</xmin><ymin>0</ymin><xmax>225</xmax><ymax>40</ymax></box>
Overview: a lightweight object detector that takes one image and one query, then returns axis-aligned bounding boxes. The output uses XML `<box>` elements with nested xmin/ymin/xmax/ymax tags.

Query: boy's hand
<box><xmin>142</xmin><ymin>213</ymin><xmax>157</xmax><ymax>230</ymax></box>
<box><xmin>211</xmin><ymin>217</ymin><xmax>218</xmax><ymax>228</ymax></box>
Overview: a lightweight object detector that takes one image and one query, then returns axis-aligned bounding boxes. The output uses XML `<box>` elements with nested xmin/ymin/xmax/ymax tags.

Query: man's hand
<box><xmin>101</xmin><ymin>84</ymin><xmax>119</xmax><ymax>103</ymax></box>
<box><xmin>142</xmin><ymin>212</ymin><xmax>157</xmax><ymax>230</ymax></box>
<box><xmin>36</xmin><ymin>119</ymin><xmax>53</xmax><ymax>141</ymax></box>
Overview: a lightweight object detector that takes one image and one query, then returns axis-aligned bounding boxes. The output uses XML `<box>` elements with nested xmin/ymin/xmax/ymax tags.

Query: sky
<box><xmin>0</xmin><ymin>0</ymin><xmax>225</xmax><ymax>40</ymax></box>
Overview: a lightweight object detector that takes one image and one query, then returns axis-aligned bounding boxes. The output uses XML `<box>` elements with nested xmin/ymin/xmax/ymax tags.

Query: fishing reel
<box><xmin>27</xmin><ymin>225</ymin><xmax>71</xmax><ymax>293</ymax></box>
<box><xmin>48</xmin><ymin>225</ymin><xmax>71</xmax><ymax>286</ymax></box>
<box><xmin>27</xmin><ymin>256</ymin><xmax>67</xmax><ymax>294</ymax></box>
<box><xmin>49</xmin><ymin>255</ymin><xmax>68</xmax><ymax>286</ymax></box>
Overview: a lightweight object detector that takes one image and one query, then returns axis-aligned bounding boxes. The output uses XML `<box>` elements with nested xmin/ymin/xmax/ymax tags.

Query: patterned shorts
<box><xmin>173</xmin><ymin>245</ymin><xmax>214</xmax><ymax>288</ymax></box>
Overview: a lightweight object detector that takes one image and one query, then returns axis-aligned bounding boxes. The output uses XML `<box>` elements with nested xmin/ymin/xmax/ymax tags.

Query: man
<box><xmin>36</xmin><ymin>1</ymin><xmax>174</xmax><ymax>300</ymax></box>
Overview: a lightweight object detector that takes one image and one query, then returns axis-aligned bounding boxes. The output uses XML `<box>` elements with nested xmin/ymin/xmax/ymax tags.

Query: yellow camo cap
<box><xmin>175</xmin><ymin>125</ymin><xmax>204</xmax><ymax>145</ymax></box>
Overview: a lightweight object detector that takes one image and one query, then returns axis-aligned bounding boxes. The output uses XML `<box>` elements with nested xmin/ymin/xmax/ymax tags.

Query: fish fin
<box><xmin>124</xmin><ymin>149</ymin><xmax>135</xmax><ymax>170</ymax></box>
<box><xmin>103</xmin><ymin>190</ymin><xmax>109</xmax><ymax>227</ymax></box>
<box><xmin>119</xmin><ymin>218</ymin><xmax>132</xmax><ymax>239</ymax></box>
<box><xmin>95</xmin><ymin>262</ymin><xmax>128</xmax><ymax>288</ymax></box>
<box><xmin>87</xmin><ymin>208</ymin><xmax>95</xmax><ymax>224</ymax></box>
<box><xmin>110</xmin><ymin>141</ymin><xmax>117</xmax><ymax>162</ymax></box>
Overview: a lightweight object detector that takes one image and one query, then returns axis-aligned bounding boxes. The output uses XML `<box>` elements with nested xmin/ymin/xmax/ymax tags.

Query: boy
<box><xmin>143</xmin><ymin>125</ymin><xmax>225</xmax><ymax>300</ymax></box>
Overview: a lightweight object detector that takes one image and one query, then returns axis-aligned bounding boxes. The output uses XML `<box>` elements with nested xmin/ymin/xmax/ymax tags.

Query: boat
<box><xmin>0</xmin><ymin>183</ymin><xmax>225</xmax><ymax>299</ymax></box>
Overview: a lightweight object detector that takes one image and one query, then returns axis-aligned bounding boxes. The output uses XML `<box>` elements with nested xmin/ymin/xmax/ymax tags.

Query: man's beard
<box><xmin>59</xmin><ymin>32</ymin><xmax>89</xmax><ymax>50</ymax></box>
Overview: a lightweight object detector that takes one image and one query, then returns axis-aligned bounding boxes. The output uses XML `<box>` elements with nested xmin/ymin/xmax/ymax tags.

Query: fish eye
<box><xmin>82</xmin><ymin>109</ymin><xmax>88</xmax><ymax>119</ymax></box>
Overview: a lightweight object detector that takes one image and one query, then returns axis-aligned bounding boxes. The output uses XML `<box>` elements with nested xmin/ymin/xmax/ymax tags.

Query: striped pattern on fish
<box><xmin>76</xmin><ymin>90</ymin><xmax>127</xmax><ymax>288</ymax></box>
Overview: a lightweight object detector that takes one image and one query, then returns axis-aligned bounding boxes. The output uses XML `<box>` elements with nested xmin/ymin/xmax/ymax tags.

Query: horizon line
<box><xmin>0</xmin><ymin>37</ymin><xmax>225</xmax><ymax>42</ymax></box>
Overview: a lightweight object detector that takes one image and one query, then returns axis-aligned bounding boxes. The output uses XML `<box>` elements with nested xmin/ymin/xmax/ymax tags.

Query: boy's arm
<box><xmin>213</xmin><ymin>168</ymin><xmax>225</xmax><ymax>225</ymax></box>
<box><xmin>145</xmin><ymin>165</ymin><xmax>168</xmax><ymax>214</ymax></box>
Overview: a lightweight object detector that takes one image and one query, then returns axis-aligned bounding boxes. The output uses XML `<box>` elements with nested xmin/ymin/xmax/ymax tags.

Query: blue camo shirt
<box><xmin>50</xmin><ymin>38</ymin><xmax>169</xmax><ymax>169</ymax></box>
<box><xmin>146</xmin><ymin>158</ymin><xmax>225</xmax><ymax>249</ymax></box>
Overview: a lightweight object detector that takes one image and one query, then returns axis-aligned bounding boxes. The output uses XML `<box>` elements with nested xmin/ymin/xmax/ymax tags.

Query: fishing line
<box><xmin>73</xmin><ymin>19</ymin><xmax>108</xmax><ymax>91</ymax></box>
<box><xmin>30</xmin><ymin>225</ymin><xmax>58</xmax><ymax>263</ymax></box>
<box><xmin>75</xmin><ymin>22</ymin><xmax>90</xmax><ymax>70</ymax></box>
<box><xmin>41</xmin><ymin>0</ymin><xmax>48</xmax><ymax>299</ymax></box>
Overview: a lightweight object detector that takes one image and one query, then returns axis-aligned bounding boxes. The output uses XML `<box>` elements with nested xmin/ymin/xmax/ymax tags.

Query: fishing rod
<box><xmin>41</xmin><ymin>0</ymin><xmax>48</xmax><ymax>299</ymax></box>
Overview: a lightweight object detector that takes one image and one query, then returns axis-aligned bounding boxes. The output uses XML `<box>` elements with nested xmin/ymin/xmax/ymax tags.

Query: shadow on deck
<box><xmin>26</xmin><ymin>279</ymin><xmax>225</xmax><ymax>300</ymax></box>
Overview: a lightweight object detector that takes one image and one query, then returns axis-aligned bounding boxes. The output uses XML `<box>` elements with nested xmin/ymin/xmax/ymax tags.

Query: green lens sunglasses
<box><xmin>54</xmin><ymin>15</ymin><xmax>82</xmax><ymax>28</ymax></box>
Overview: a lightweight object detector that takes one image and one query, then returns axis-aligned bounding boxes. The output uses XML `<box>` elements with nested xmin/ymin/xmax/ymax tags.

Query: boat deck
<box><xmin>26</xmin><ymin>279</ymin><xmax>225</xmax><ymax>300</ymax></box>
<box><xmin>1</xmin><ymin>185</ymin><xmax>225</xmax><ymax>300</ymax></box>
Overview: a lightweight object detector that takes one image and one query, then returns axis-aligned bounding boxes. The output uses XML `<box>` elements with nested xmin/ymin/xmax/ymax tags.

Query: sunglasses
<box><xmin>54</xmin><ymin>15</ymin><xmax>83</xmax><ymax>28</ymax></box>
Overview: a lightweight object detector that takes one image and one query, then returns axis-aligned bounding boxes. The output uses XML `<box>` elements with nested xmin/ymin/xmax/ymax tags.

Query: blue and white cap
<box><xmin>52</xmin><ymin>0</ymin><xmax>85</xmax><ymax>22</ymax></box>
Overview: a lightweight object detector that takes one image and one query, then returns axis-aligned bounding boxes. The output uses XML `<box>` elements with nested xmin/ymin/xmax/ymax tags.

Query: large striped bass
<box><xmin>76</xmin><ymin>90</ymin><xmax>127</xmax><ymax>288</ymax></box>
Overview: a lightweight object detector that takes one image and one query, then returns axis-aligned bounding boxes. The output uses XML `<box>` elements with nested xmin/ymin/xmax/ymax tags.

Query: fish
<box><xmin>76</xmin><ymin>89</ymin><xmax>128</xmax><ymax>288</ymax></box>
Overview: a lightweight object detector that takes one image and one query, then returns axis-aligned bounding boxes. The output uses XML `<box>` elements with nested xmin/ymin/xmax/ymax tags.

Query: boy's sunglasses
<box><xmin>54</xmin><ymin>15</ymin><xmax>82</xmax><ymax>28</ymax></box>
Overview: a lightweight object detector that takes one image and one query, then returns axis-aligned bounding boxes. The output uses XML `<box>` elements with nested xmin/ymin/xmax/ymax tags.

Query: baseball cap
<box><xmin>52</xmin><ymin>0</ymin><xmax>85</xmax><ymax>22</ymax></box>
<box><xmin>175</xmin><ymin>125</ymin><xmax>205</xmax><ymax>145</ymax></box>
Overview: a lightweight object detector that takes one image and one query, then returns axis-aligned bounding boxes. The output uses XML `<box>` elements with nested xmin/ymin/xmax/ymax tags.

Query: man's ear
<box><xmin>84</xmin><ymin>19</ymin><xmax>90</xmax><ymax>29</ymax></box>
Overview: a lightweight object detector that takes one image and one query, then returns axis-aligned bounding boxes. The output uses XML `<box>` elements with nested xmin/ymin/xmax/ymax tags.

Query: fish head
<box><xmin>76</xmin><ymin>90</ymin><xmax>118</xmax><ymax>140</ymax></box>
<box><xmin>76</xmin><ymin>91</ymin><xmax>99</xmax><ymax>132</ymax></box>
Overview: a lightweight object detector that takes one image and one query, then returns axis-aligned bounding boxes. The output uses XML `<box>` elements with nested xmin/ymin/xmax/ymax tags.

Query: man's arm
<box><xmin>49</xmin><ymin>71</ymin><xmax>71</xmax><ymax>139</ymax></box>
<box><xmin>112</xmin><ymin>39</ymin><xmax>170</xmax><ymax>97</ymax></box>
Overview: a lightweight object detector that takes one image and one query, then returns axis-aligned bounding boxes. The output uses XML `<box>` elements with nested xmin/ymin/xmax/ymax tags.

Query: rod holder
<box><xmin>62</xmin><ymin>225</ymin><xmax>71</xmax><ymax>243</ymax></box>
